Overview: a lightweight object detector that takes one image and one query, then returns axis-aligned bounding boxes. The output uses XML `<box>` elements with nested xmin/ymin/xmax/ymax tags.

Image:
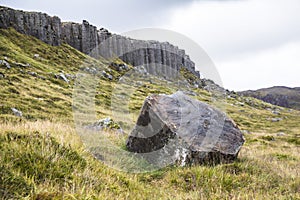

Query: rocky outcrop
<box><xmin>61</xmin><ymin>20</ymin><xmax>99</xmax><ymax>54</ymax></box>
<box><xmin>0</xmin><ymin>6</ymin><xmax>199</xmax><ymax>77</ymax></box>
<box><xmin>0</xmin><ymin>6</ymin><xmax>61</xmax><ymax>46</ymax></box>
<box><xmin>98</xmin><ymin>34</ymin><xmax>198</xmax><ymax>77</ymax></box>
<box><xmin>126</xmin><ymin>92</ymin><xmax>245</xmax><ymax>166</ymax></box>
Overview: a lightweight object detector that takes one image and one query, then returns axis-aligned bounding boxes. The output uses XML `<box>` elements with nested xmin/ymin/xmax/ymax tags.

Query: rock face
<box><xmin>0</xmin><ymin>6</ymin><xmax>199</xmax><ymax>77</ymax></box>
<box><xmin>126</xmin><ymin>92</ymin><xmax>245</xmax><ymax>165</ymax></box>
<box><xmin>61</xmin><ymin>20</ymin><xmax>99</xmax><ymax>54</ymax></box>
<box><xmin>0</xmin><ymin>6</ymin><xmax>61</xmax><ymax>46</ymax></box>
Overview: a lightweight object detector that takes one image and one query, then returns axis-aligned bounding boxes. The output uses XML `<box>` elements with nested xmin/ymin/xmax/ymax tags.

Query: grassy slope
<box><xmin>0</xmin><ymin>28</ymin><xmax>300</xmax><ymax>199</ymax></box>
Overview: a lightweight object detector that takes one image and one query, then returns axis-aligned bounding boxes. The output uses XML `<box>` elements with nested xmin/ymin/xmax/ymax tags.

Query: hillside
<box><xmin>0</xmin><ymin>27</ymin><xmax>300</xmax><ymax>200</ymax></box>
<box><xmin>240</xmin><ymin>86</ymin><xmax>300</xmax><ymax>110</ymax></box>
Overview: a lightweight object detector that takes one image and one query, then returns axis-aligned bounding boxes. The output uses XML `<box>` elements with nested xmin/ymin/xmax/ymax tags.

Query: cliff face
<box><xmin>61</xmin><ymin>20</ymin><xmax>100</xmax><ymax>55</ymax></box>
<box><xmin>0</xmin><ymin>6</ymin><xmax>61</xmax><ymax>46</ymax></box>
<box><xmin>0</xmin><ymin>6</ymin><xmax>199</xmax><ymax>77</ymax></box>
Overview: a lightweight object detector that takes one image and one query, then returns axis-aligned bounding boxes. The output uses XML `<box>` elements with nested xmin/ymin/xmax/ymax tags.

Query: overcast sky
<box><xmin>1</xmin><ymin>0</ymin><xmax>300</xmax><ymax>91</ymax></box>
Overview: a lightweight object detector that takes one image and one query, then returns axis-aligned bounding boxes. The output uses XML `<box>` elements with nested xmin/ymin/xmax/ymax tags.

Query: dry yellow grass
<box><xmin>1</xmin><ymin>121</ymin><xmax>299</xmax><ymax>199</ymax></box>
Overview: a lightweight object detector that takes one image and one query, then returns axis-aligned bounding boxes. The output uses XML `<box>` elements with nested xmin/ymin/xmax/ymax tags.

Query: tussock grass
<box><xmin>0</xmin><ymin>28</ymin><xmax>300</xmax><ymax>199</ymax></box>
<box><xmin>0</xmin><ymin>121</ymin><xmax>299</xmax><ymax>199</ymax></box>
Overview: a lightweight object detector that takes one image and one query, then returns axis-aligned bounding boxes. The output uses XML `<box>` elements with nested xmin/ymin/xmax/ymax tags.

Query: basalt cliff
<box><xmin>0</xmin><ymin>6</ymin><xmax>199</xmax><ymax>77</ymax></box>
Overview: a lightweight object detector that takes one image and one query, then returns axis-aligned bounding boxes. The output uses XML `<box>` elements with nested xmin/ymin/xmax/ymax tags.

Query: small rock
<box><xmin>83</xmin><ymin>67</ymin><xmax>97</xmax><ymax>74</ymax></box>
<box><xmin>0</xmin><ymin>60</ymin><xmax>11</xmax><ymax>69</ymax></box>
<box><xmin>28</xmin><ymin>71</ymin><xmax>37</xmax><ymax>77</ymax></box>
<box><xmin>276</xmin><ymin>132</ymin><xmax>286</xmax><ymax>136</ymax></box>
<box><xmin>272</xmin><ymin>110</ymin><xmax>281</xmax><ymax>115</ymax></box>
<box><xmin>85</xmin><ymin>117</ymin><xmax>122</xmax><ymax>132</ymax></box>
<box><xmin>235</xmin><ymin>102</ymin><xmax>245</xmax><ymax>107</ymax></box>
<box><xmin>56</xmin><ymin>73</ymin><xmax>69</xmax><ymax>83</ymax></box>
<box><xmin>111</xmin><ymin>63</ymin><xmax>129</xmax><ymax>71</ymax></box>
<box><xmin>120</xmin><ymin>63</ymin><xmax>129</xmax><ymax>70</ymax></box>
<box><xmin>271</xmin><ymin>118</ymin><xmax>282</xmax><ymax>122</ymax></box>
<box><xmin>34</xmin><ymin>54</ymin><xmax>40</xmax><ymax>59</ymax></box>
<box><xmin>102</xmin><ymin>71</ymin><xmax>113</xmax><ymax>80</ymax></box>
<box><xmin>11</xmin><ymin>108</ymin><xmax>22</xmax><ymax>117</ymax></box>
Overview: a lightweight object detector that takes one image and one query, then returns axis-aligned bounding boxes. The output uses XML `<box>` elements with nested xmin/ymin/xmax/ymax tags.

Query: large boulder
<box><xmin>126</xmin><ymin>91</ymin><xmax>245</xmax><ymax>166</ymax></box>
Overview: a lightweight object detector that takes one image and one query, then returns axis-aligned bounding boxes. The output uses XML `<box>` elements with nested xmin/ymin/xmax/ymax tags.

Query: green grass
<box><xmin>0</xmin><ymin>123</ymin><xmax>299</xmax><ymax>199</ymax></box>
<box><xmin>0</xmin><ymin>28</ymin><xmax>300</xmax><ymax>199</ymax></box>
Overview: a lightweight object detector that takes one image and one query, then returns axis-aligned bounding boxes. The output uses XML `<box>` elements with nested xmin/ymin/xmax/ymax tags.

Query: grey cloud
<box><xmin>1</xmin><ymin>0</ymin><xmax>200</xmax><ymax>32</ymax></box>
<box><xmin>1</xmin><ymin>0</ymin><xmax>238</xmax><ymax>32</ymax></box>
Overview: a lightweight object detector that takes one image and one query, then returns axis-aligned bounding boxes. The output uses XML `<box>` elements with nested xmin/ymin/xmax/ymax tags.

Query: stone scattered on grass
<box><xmin>11</xmin><ymin>108</ymin><xmax>22</xmax><ymax>117</ymax></box>
<box><xmin>0</xmin><ymin>60</ymin><xmax>11</xmax><ymax>69</ymax></box>
<box><xmin>85</xmin><ymin>117</ymin><xmax>123</xmax><ymax>133</ymax></box>
<box><xmin>276</xmin><ymin>132</ymin><xmax>286</xmax><ymax>136</ymax></box>
<box><xmin>270</xmin><ymin>118</ymin><xmax>283</xmax><ymax>122</ymax></box>
<box><xmin>55</xmin><ymin>73</ymin><xmax>69</xmax><ymax>83</ymax></box>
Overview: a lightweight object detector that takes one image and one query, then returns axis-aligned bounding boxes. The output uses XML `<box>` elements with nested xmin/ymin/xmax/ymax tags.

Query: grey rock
<box><xmin>109</xmin><ymin>63</ymin><xmax>129</xmax><ymax>72</ymax></box>
<box><xmin>126</xmin><ymin>91</ymin><xmax>245</xmax><ymax>166</ymax></box>
<box><xmin>272</xmin><ymin>110</ymin><xmax>281</xmax><ymax>115</ymax></box>
<box><xmin>235</xmin><ymin>102</ymin><xmax>245</xmax><ymax>107</ymax></box>
<box><xmin>61</xmin><ymin>20</ymin><xmax>99</xmax><ymax>54</ymax></box>
<box><xmin>0</xmin><ymin>60</ymin><xmax>11</xmax><ymax>69</ymax></box>
<box><xmin>11</xmin><ymin>108</ymin><xmax>22</xmax><ymax>117</ymax></box>
<box><xmin>55</xmin><ymin>73</ymin><xmax>69</xmax><ymax>83</ymax></box>
<box><xmin>0</xmin><ymin>7</ymin><xmax>61</xmax><ymax>45</ymax></box>
<box><xmin>28</xmin><ymin>71</ymin><xmax>37</xmax><ymax>77</ymax></box>
<box><xmin>107</xmin><ymin>74</ymin><xmax>113</xmax><ymax>80</ymax></box>
<box><xmin>276</xmin><ymin>132</ymin><xmax>285</xmax><ymax>136</ymax></box>
<box><xmin>85</xmin><ymin>117</ymin><xmax>122</xmax><ymax>132</ymax></box>
<box><xmin>120</xmin><ymin>63</ymin><xmax>129</xmax><ymax>70</ymax></box>
<box><xmin>102</xmin><ymin>71</ymin><xmax>113</xmax><ymax>80</ymax></box>
<box><xmin>83</xmin><ymin>67</ymin><xmax>97</xmax><ymax>74</ymax></box>
<box><xmin>270</xmin><ymin>118</ymin><xmax>282</xmax><ymax>122</ymax></box>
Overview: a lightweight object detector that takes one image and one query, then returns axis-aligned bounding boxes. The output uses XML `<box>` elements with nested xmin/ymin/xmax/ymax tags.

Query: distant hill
<box><xmin>240</xmin><ymin>86</ymin><xmax>300</xmax><ymax>110</ymax></box>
